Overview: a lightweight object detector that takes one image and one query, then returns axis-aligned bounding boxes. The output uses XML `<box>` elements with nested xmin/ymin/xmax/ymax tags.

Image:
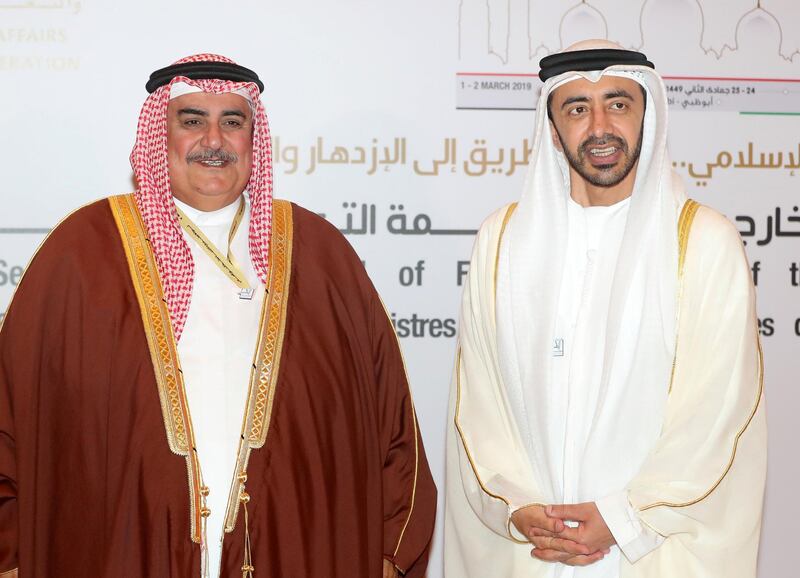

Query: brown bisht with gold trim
<box><xmin>0</xmin><ymin>196</ymin><xmax>436</xmax><ymax>577</ymax></box>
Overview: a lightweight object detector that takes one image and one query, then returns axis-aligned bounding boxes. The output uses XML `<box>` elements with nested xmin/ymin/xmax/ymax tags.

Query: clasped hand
<box><xmin>510</xmin><ymin>502</ymin><xmax>615</xmax><ymax>567</ymax></box>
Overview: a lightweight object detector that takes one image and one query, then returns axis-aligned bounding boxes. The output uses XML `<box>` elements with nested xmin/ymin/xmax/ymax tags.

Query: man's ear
<box><xmin>549</xmin><ymin>121</ymin><xmax>563</xmax><ymax>152</ymax></box>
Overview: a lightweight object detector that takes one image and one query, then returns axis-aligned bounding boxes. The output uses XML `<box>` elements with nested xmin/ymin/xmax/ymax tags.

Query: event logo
<box><xmin>0</xmin><ymin>1</ymin><xmax>80</xmax><ymax>13</ymax></box>
<box><xmin>0</xmin><ymin>0</ymin><xmax>82</xmax><ymax>72</ymax></box>
<box><xmin>455</xmin><ymin>0</ymin><xmax>800</xmax><ymax>111</ymax></box>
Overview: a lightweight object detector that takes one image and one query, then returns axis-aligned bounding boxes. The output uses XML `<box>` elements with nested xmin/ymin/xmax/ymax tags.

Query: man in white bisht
<box><xmin>444</xmin><ymin>39</ymin><xmax>766</xmax><ymax>578</ymax></box>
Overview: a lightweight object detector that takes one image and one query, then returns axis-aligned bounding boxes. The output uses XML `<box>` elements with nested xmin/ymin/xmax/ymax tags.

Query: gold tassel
<box><xmin>239</xmin><ymin>472</ymin><xmax>254</xmax><ymax>578</ymax></box>
<box><xmin>200</xmin><ymin>484</ymin><xmax>210</xmax><ymax>577</ymax></box>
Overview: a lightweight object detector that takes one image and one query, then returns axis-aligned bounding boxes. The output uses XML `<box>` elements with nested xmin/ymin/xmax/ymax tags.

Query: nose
<box><xmin>590</xmin><ymin>108</ymin><xmax>610</xmax><ymax>139</ymax></box>
<box><xmin>200</xmin><ymin>122</ymin><xmax>223</xmax><ymax>150</ymax></box>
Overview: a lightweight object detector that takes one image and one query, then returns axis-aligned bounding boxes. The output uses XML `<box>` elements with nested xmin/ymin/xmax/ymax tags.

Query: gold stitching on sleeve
<box><xmin>454</xmin><ymin>349</ymin><xmax>537</xmax><ymax>545</ymax></box>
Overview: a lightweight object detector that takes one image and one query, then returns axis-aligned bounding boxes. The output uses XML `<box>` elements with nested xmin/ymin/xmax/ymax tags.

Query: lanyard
<box><xmin>176</xmin><ymin>198</ymin><xmax>256</xmax><ymax>299</ymax></box>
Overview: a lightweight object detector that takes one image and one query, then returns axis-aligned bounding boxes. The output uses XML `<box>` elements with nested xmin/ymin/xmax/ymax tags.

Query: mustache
<box><xmin>580</xmin><ymin>134</ymin><xmax>627</xmax><ymax>153</ymax></box>
<box><xmin>186</xmin><ymin>148</ymin><xmax>239</xmax><ymax>163</ymax></box>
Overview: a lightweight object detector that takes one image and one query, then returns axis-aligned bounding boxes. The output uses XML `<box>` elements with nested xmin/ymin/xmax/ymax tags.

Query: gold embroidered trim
<box><xmin>250</xmin><ymin>200</ymin><xmax>293</xmax><ymax>446</ymax></box>
<box><xmin>223</xmin><ymin>199</ymin><xmax>294</xmax><ymax>533</ymax></box>
<box><xmin>0</xmin><ymin>568</ymin><xmax>18</xmax><ymax>578</ymax></box>
<box><xmin>667</xmin><ymin>199</ymin><xmax>700</xmax><ymax>395</ymax></box>
<box><xmin>677</xmin><ymin>199</ymin><xmax>700</xmax><ymax>276</ymax></box>
<box><xmin>109</xmin><ymin>195</ymin><xmax>190</xmax><ymax>453</ymax></box>
<box><xmin>640</xmin><ymin>200</ymin><xmax>765</xmax><ymax>511</ymax></box>
<box><xmin>492</xmin><ymin>202</ymin><xmax>518</xmax><ymax>295</ymax></box>
<box><xmin>108</xmin><ymin>194</ymin><xmax>204</xmax><ymax>543</ymax></box>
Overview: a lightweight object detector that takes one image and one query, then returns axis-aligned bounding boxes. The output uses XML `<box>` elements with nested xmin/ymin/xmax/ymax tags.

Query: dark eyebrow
<box><xmin>560</xmin><ymin>89</ymin><xmax>635</xmax><ymax>110</ymax></box>
<box><xmin>604</xmin><ymin>89</ymin><xmax>634</xmax><ymax>101</ymax></box>
<box><xmin>176</xmin><ymin>108</ymin><xmax>247</xmax><ymax>120</ymax></box>
<box><xmin>560</xmin><ymin>95</ymin><xmax>589</xmax><ymax>110</ymax></box>
<box><xmin>177</xmin><ymin>107</ymin><xmax>208</xmax><ymax>116</ymax></box>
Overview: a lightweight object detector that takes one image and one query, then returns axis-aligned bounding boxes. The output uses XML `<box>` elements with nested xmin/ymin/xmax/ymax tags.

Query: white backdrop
<box><xmin>0</xmin><ymin>1</ymin><xmax>797</xmax><ymax>576</ymax></box>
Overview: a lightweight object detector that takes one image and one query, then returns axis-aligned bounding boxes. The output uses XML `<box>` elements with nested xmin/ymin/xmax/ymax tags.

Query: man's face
<box><xmin>166</xmin><ymin>91</ymin><xmax>253</xmax><ymax>209</ymax></box>
<box><xmin>548</xmin><ymin>76</ymin><xmax>645</xmax><ymax>188</ymax></box>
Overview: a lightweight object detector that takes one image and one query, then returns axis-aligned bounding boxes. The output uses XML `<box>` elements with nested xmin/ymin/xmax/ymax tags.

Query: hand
<box><xmin>511</xmin><ymin>504</ymin><xmax>565</xmax><ymax>540</ymax></box>
<box><xmin>382</xmin><ymin>559</ymin><xmax>399</xmax><ymax>578</ymax></box>
<box><xmin>511</xmin><ymin>505</ymin><xmax>592</xmax><ymax>559</ymax></box>
<box><xmin>546</xmin><ymin>502</ymin><xmax>616</xmax><ymax>554</ymax></box>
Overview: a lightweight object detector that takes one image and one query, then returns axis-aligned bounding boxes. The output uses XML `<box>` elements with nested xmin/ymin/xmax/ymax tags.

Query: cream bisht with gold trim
<box><xmin>445</xmin><ymin>39</ymin><xmax>766</xmax><ymax>578</ymax></box>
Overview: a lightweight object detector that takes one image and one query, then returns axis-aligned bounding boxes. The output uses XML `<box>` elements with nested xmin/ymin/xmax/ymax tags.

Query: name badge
<box><xmin>238</xmin><ymin>288</ymin><xmax>256</xmax><ymax>300</ymax></box>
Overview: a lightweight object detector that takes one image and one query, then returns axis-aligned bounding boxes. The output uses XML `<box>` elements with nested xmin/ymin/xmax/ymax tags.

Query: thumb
<box><xmin>529</xmin><ymin>506</ymin><xmax>560</xmax><ymax>533</ymax></box>
<box><xmin>548</xmin><ymin>503</ymin><xmax>587</xmax><ymax>521</ymax></box>
<box><xmin>546</xmin><ymin>504</ymin><xmax>567</xmax><ymax>519</ymax></box>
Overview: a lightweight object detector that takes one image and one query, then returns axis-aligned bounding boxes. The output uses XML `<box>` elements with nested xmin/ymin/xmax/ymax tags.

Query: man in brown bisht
<box><xmin>0</xmin><ymin>54</ymin><xmax>436</xmax><ymax>578</ymax></box>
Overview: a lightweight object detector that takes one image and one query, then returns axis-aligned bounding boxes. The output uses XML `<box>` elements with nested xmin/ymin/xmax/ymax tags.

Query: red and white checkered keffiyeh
<box><xmin>130</xmin><ymin>53</ymin><xmax>273</xmax><ymax>341</ymax></box>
